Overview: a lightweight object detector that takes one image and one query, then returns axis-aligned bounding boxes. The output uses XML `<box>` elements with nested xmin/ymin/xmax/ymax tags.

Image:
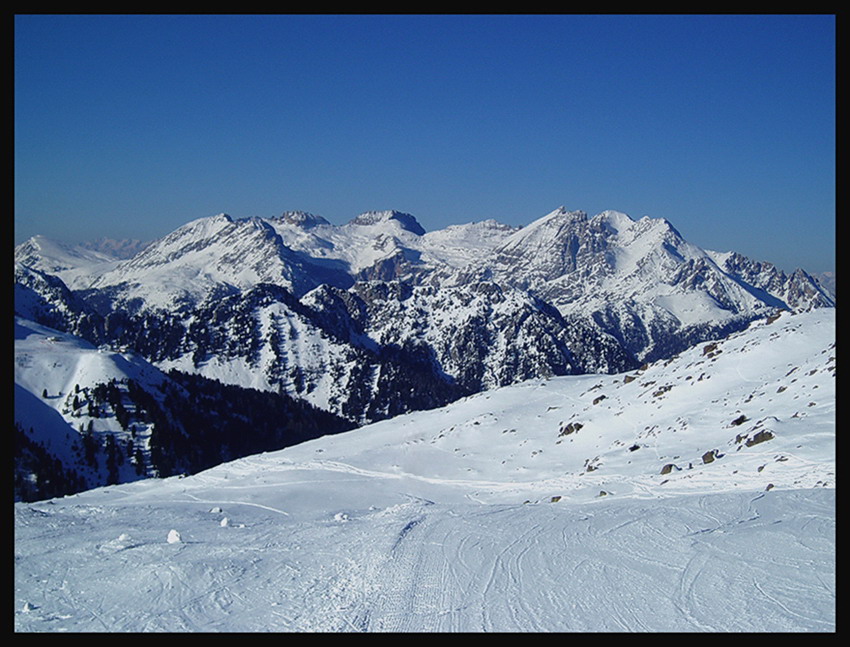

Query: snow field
<box><xmin>14</xmin><ymin>482</ymin><xmax>834</xmax><ymax>632</ymax></box>
<box><xmin>14</xmin><ymin>308</ymin><xmax>834</xmax><ymax>632</ymax></box>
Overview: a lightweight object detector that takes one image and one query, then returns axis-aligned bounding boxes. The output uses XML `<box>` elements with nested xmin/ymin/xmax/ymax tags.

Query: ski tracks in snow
<box><xmin>15</xmin><ymin>489</ymin><xmax>834</xmax><ymax>632</ymax></box>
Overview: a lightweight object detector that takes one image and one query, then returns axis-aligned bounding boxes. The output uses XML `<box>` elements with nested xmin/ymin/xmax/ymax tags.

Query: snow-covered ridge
<box><xmin>348</xmin><ymin>209</ymin><xmax>426</xmax><ymax>235</ymax></box>
<box><xmin>14</xmin><ymin>234</ymin><xmax>119</xmax><ymax>272</ymax></box>
<box><xmin>14</xmin><ymin>318</ymin><xmax>171</xmax><ymax>491</ymax></box>
<box><xmin>273</xmin><ymin>307</ymin><xmax>835</xmax><ymax>503</ymax></box>
<box><xmin>16</xmin><ymin>205</ymin><xmax>833</xmax><ymax>320</ymax></box>
<box><xmin>80</xmin><ymin>214</ymin><xmax>330</xmax><ymax>312</ymax></box>
<box><xmin>14</xmin><ymin>235</ymin><xmax>124</xmax><ymax>290</ymax></box>
<box><xmin>14</xmin><ymin>204</ymin><xmax>835</xmax><ymax>425</ymax></box>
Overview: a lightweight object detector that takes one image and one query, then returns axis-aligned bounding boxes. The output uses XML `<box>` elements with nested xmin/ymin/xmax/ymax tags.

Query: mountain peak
<box><xmin>278</xmin><ymin>211</ymin><xmax>331</xmax><ymax>229</ymax></box>
<box><xmin>544</xmin><ymin>206</ymin><xmax>587</xmax><ymax>222</ymax></box>
<box><xmin>592</xmin><ymin>210</ymin><xmax>635</xmax><ymax>233</ymax></box>
<box><xmin>349</xmin><ymin>210</ymin><xmax>426</xmax><ymax>235</ymax></box>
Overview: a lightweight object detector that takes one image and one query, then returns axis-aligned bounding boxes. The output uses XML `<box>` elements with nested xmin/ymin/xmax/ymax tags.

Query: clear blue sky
<box><xmin>15</xmin><ymin>14</ymin><xmax>835</xmax><ymax>274</ymax></box>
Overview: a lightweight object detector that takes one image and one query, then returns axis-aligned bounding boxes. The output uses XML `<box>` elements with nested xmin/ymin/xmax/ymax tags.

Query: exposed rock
<box><xmin>702</xmin><ymin>450</ymin><xmax>721</xmax><ymax>464</ymax></box>
<box><xmin>746</xmin><ymin>430</ymin><xmax>775</xmax><ymax>447</ymax></box>
<box><xmin>559</xmin><ymin>422</ymin><xmax>583</xmax><ymax>436</ymax></box>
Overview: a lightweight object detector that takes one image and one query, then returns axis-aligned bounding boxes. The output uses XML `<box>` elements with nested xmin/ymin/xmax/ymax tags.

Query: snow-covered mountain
<box><xmin>14</xmin><ymin>307</ymin><xmax>835</xmax><ymax>632</ymax></box>
<box><xmin>14</xmin><ymin>315</ymin><xmax>354</xmax><ymax>502</ymax></box>
<box><xmin>451</xmin><ymin>207</ymin><xmax>833</xmax><ymax>361</ymax></box>
<box><xmin>18</xmin><ymin>207</ymin><xmax>834</xmax><ymax>321</ymax></box>
<box><xmin>815</xmin><ymin>270</ymin><xmax>836</xmax><ymax>299</ymax></box>
<box><xmin>14</xmin><ymin>317</ymin><xmax>172</xmax><ymax>497</ymax></box>
<box><xmin>14</xmin><ymin>206</ymin><xmax>834</xmax><ymax>427</ymax></box>
<box><xmin>14</xmin><ymin>234</ymin><xmax>124</xmax><ymax>290</ymax></box>
<box><xmin>81</xmin><ymin>213</ymin><xmax>353</xmax><ymax>313</ymax></box>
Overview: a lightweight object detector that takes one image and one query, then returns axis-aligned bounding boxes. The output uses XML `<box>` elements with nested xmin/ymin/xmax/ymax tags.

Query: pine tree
<box><xmin>104</xmin><ymin>435</ymin><xmax>119</xmax><ymax>485</ymax></box>
<box><xmin>81</xmin><ymin>425</ymin><xmax>98</xmax><ymax>469</ymax></box>
<box><xmin>134</xmin><ymin>448</ymin><xmax>146</xmax><ymax>476</ymax></box>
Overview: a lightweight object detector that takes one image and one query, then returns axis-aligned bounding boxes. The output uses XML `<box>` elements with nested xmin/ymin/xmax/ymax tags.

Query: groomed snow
<box><xmin>14</xmin><ymin>309</ymin><xmax>835</xmax><ymax>632</ymax></box>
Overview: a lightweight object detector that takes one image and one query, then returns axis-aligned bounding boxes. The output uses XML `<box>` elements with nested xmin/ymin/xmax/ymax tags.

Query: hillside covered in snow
<box><xmin>14</xmin><ymin>308</ymin><xmax>835</xmax><ymax>632</ymax></box>
<box><xmin>14</xmin><ymin>317</ymin><xmax>354</xmax><ymax>501</ymax></box>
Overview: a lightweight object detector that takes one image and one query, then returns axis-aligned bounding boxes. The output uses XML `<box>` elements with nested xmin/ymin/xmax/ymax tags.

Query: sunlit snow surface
<box><xmin>14</xmin><ymin>310</ymin><xmax>835</xmax><ymax>632</ymax></box>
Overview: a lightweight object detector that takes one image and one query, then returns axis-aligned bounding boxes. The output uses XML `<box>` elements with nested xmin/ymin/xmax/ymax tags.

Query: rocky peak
<box><xmin>349</xmin><ymin>210</ymin><xmax>426</xmax><ymax>236</ymax></box>
<box><xmin>278</xmin><ymin>211</ymin><xmax>331</xmax><ymax>229</ymax></box>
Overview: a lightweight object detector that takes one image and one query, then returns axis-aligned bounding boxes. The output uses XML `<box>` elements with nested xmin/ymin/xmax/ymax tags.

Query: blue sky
<box><xmin>15</xmin><ymin>14</ymin><xmax>835</xmax><ymax>274</ymax></box>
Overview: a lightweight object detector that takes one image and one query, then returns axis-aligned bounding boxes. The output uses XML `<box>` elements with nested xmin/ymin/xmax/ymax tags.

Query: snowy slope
<box><xmin>14</xmin><ymin>319</ymin><xmax>168</xmax><ymax>406</ymax></box>
<box><xmin>13</xmin><ymin>234</ymin><xmax>123</xmax><ymax>290</ymax></box>
<box><xmin>14</xmin><ymin>318</ymin><xmax>173</xmax><ymax>489</ymax></box>
<box><xmin>268</xmin><ymin>308</ymin><xmax>835</xmax><ymax>503</ymax></box>
<box><xmin>13</xmin><ymin>234</ymin><xmax>119</xmax><ymax>274</ymax></box>
<box><xmin>14</xmin><ymin>308</ymin><xmax>835</xmax><ymax>632</ymax></box>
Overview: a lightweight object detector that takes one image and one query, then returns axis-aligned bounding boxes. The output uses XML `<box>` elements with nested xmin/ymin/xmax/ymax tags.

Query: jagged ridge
<box><xmin>14</xmin><ymin>206</ymin><xmax>834</xmax><ymax>425</ymax></box>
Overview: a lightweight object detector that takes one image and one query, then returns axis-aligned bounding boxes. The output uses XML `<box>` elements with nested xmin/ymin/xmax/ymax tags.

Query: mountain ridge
<box><xmin>15</xmin><ymin>205</ymin><xmax>835</xmax><ymax>497</ymax></box>
<box><xmin>18</xmin><ymin>206</ymin><xmax>833</xmax><ymax>315</ymax></box>
<box><xmin>15</xmin><ymin>206</ymin><xmax>834</xmax><ymax>421</ymax></box>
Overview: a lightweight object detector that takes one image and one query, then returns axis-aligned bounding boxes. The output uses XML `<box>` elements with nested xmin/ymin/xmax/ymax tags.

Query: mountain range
<box><xmin>14</xmin><ymin>206</ymin><xmax>835</xmax><ymax>499</ymax></box>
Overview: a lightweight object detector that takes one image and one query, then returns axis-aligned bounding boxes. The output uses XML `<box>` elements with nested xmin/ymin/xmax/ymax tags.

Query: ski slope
<box><xmin>13</xmin><ymin>482</ymin><xmax>834</xmax><ymax>632</ymax></box>
<box><xmin>14</xmin><ymin>309</ymin><xmax>835</xmax><ymax>632</ymax></box>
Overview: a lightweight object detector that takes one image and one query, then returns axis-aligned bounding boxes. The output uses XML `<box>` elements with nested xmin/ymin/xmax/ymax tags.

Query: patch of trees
<box><xmin>14</xmin><ymin>423</ymin><xmax>85</xmax><ymax>502</ymax></box>
<box><xmin>16</xmin><ymin>370</ymin><xmax>356</xmax><ymax>501</ymax></box>
<box><xmin>163</xmin><ymin>370</ymin><xmax>354</xmax><ymax>474</ymax></box>
<box><xmin>125</xmin><ymin>370</ymin><xmax>355</xmax><ymax>479</ymax></box>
